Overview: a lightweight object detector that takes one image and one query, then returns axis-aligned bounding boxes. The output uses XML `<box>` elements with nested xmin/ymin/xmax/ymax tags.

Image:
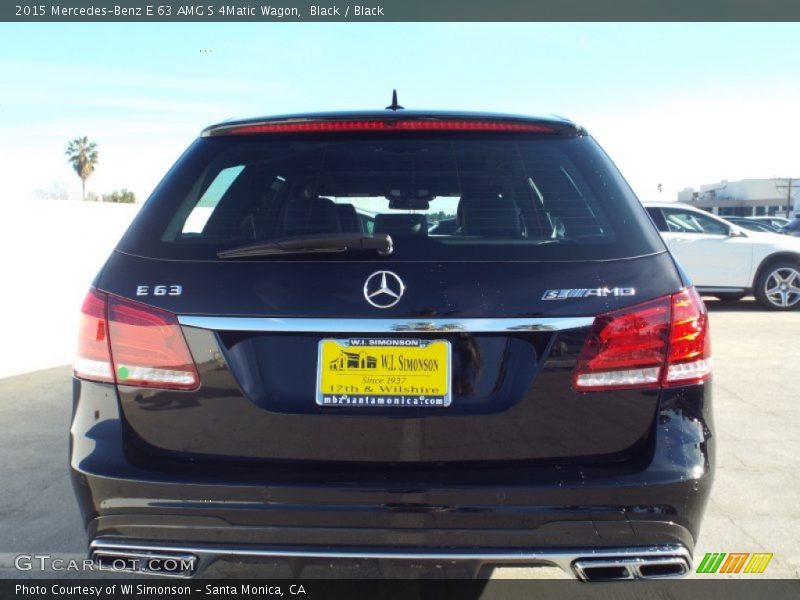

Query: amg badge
<box><xmin>542</xmin><ymin>287</ymin><xmax>636</xmax><ymax>300</ymax></box>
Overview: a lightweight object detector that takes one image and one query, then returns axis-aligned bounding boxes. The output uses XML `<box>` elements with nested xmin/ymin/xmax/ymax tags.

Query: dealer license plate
<box><xmin>316</xmin><ymin>338</ymin><xmax>451</xmax><ymax>408</ymax></box>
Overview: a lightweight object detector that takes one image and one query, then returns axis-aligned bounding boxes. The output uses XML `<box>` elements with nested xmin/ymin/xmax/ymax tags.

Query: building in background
<box><xmin>677</xmin><ymin>178</ymin><xmax>799</xmax><ymax>217</ymax></box>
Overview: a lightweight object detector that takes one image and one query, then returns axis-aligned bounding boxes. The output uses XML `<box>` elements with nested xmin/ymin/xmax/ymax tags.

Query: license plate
<box><xmin>316</xmin><ymin>338</ymin><xmax>451</xmax><ymax>408</ymax></box>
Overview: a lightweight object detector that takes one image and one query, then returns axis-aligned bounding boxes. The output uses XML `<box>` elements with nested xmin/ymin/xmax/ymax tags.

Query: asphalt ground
<box><xmin>1</xmin><ymin>298</ymin><xmax>798</xmax><ymax>580</ymax></box>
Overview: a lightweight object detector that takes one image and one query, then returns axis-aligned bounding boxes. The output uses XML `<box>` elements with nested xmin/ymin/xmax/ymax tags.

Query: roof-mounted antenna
<box><xmin>385</xmin><ymin>89</ymin><xmax>404</xmax><ymax>111</ymax></box>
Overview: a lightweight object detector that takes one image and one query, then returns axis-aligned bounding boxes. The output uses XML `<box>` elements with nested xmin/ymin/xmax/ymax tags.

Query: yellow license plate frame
<box><xmin>316</xmin><ymin>338</ymin><xmax>451</xmax><ymax>408</ymax></box>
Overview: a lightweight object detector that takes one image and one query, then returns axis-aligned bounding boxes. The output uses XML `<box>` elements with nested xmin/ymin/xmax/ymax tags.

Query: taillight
<box><xmin>74</xmin><ymin>290</ymin><xmax>199</xmax><ymax>390</ymax></box>
<box><xmin>107</xmin><ymin>296</ymin><xmax>199</xmax><ymax>390</ymax></box>
<box><xmin>573</xmin><ymin>287</ymin><xmax>711</xmax><ymax>392</ymax></box>
<box><xmin>74</xmin><ymin>289</ymin><xmax>114</xmax><ymax>383</ymax></box>
<box><xmin>664</xmin><ymin>287</ymin><xmax>712</xmax><ymax>386</ymax></box>
<box><xmin>223</xmin><ymin>119</ymin><xmax>556</xmax><ymax>136</ymax></box>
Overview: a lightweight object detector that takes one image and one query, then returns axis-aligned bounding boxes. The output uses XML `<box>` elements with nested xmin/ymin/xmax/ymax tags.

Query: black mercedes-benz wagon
<box><xmin>70</xmin><ymin>109</ymin><xmax>714</xmax><ymax>581</ymax></box>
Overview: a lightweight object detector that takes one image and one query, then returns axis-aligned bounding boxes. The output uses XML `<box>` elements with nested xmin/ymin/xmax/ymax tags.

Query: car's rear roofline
<box><xmin>201</xmin><ymin>110</ymin><xmax>586</xmax><ymax>137</ymax></box>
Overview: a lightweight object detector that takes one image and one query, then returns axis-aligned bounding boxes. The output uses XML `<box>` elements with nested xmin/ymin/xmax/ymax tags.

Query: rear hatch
<box><xmin>97</xmin><ymin>117</ymin><xmax>680</xmax><ymax>471</ymax></box>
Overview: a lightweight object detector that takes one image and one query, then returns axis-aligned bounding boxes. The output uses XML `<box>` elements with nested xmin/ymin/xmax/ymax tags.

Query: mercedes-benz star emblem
<box><xmin>363</xmin><ymin>271</ymin><xmax>405</xmax><ymax>308</ymax></box>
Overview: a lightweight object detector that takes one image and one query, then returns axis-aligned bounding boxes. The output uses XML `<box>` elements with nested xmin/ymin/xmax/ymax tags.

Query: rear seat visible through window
<box><xmin>123</xmin><ymin>133</ymin><xmax>665</xmax><ymax>262</ymax></box>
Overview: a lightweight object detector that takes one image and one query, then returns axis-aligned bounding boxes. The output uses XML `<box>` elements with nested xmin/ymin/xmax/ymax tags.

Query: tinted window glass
<box><xmin>645</xmin><ymin>207</ymin><xmax>669</xmax><ymax>232</ymax></box>
<box><xmin>119</xmin><ymin>133</ymin><xmax>664</xmax><ymax>261</ymax></box>
<box><xmin>662</xmin><ymin>208</ymin><xmax>729</xmax><ymax>235</ymax></box>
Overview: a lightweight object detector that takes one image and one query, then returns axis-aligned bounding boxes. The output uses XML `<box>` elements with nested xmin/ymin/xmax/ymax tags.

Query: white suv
<box><xmin>644</xmin><ymin>202</ymin><xmax>800</xmax><ymax>310</ymax></box>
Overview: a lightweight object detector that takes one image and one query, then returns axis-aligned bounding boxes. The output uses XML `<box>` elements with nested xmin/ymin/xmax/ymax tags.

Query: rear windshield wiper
<box><xmin>217</xmin><ymin>233</ymin><xmax>393</xmax><ymax>259</ymax></box>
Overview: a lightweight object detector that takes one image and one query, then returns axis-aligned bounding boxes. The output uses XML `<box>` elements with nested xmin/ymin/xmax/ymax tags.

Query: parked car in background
<box><xmin>780</xmin><ymin>217</ymin><xmax>800</xmax><ymax>237</ymax></box>
<box><xmin>724</xmin><ymin>217</ymin><xmax>782</xmax><ymax>234</ymax></box>
<box><xmin>645</xmin><ymin>202</ymin><xmax>800</xmax><ymax>309</ymax></box>
<box><xmin>750</xmin><ymin>215</ymin><xmax>792</xmax><ymax>229</ymax></box>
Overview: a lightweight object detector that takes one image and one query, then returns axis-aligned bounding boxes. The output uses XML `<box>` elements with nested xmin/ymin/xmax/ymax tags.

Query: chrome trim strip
<box><xmin>696</xmin><ymin>287</ymin><xmax>748</xmax><ymax>294</ymax></box>
<box><xmin>177</xmin><ymin>316</ymin><xmax>595</xmax><ymax>333</ymax></box>
<box><xmin>90</xmin><ymin>539</ymin><xmax>689</xmax><ymax>581</ymax></box>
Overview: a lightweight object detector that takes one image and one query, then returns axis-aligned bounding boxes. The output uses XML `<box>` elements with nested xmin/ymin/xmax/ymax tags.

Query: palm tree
<box><xmin>65</xmin><ymin>137</ymin><xmax>99</xmax><ymax>201</ymax></box>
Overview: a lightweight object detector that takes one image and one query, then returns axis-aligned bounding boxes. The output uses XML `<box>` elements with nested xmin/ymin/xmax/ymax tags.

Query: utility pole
<box><xmin>776</xmin><ymin>178</ymin><xmax>799</xmax><ymax>218</ymax></box>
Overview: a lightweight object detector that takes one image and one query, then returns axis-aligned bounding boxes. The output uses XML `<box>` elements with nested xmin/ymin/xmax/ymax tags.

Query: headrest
<box><xmin>335</xmin><ymin>203</ymin><xmax>360</xmax><ymax>233</ymax></box>
<box><xmin>457</xmin><ymin>194</ymin><xmax>524</xmax><ymax>238</ymax></box>
<box><xmin>281</xmin><ymin>197</ymin><xmax>342</xmax><ymax>236</ymax></box>
<box><xmin>374</xmin><ymin>213</ymin><xmax>428</xmax><ymax>236</ymax></box>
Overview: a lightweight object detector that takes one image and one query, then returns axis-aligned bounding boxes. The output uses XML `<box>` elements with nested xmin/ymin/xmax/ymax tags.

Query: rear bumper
<box><xmin>88</xmin><ymin>539</ymin><xmax>692</xmax><ymax>580</ymax></box>
<box><xmin>70</xmin><ymin>378</ymin><xmax>714</xmax><ymax>578</ymax></box>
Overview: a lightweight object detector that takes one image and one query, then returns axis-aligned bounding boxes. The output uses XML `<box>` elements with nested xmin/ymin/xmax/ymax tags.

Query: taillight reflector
<box><xmin>225</xmin><ymin>119</ymin><xmax>555</xmax><ymax>136</ymax></box>
<box><xmin>573</xmin><ymin>287</ymin><xmax>711</xmax><ymax>391</ymax></box>
<box><xmin>74</xmin><ymin>289</ymin><xmax>113</xmax><ymax>383</ymax></box>
<box><xmin>74</xmin><ymin>290</ymin><xmax>199</xmax><ymax>391</ymax></box>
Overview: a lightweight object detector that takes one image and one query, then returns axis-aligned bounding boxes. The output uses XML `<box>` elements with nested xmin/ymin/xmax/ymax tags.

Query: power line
<box><xmin>775</xmin><ymin>178</ymin><xmax>799</xmax><ymax>218</ymax></box>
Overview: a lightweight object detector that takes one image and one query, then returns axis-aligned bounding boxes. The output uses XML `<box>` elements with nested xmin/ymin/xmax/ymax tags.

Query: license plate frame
<box><xmin>316</xmin><ymin>338</ymin><xmax>452</xmax><ymax>408</ymax></box>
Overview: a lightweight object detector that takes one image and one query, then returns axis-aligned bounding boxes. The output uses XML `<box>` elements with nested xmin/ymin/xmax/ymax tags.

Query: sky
<box><xmin>1</xmin><ymin>22</ymin><xmax>799</xmax><ymax>203</ymax></box>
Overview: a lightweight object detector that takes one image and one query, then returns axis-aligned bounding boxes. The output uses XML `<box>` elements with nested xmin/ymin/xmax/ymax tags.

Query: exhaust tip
<box><xmin>577</xmin><ymin>564</ymin><xmax>633</xmax><ymax>581</ymax></box>
<box><xmin>574</xmin><ymin>553</ymin><xmax>690</xmax><ymax>582</ymax></box>
<box><xmin>637</xmin><ymin>557</ymin><xmax>690</xmax><ymax>578</ymax></box>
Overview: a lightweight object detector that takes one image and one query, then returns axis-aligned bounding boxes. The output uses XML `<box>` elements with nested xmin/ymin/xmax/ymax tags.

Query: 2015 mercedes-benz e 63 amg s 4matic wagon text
<box><xmin>70</xmin><ymin>110</ymin><xmax>714</xmax><ymax>581</ymax></box>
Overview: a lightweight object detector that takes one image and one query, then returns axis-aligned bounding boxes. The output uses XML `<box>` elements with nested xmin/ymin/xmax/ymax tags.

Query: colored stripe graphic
<box><xmin>744</xmin><ymin>553</ymin><xmax>773</xmax><ymax>574</ymax></box>
<box><xmin>697</xmin><ymin>553</ymin><xmax>725</xmax><ymax>573</ymax></box>
<box><xmin>720</xmin><ymin>553</ymin><xmax>749</xmax><ymax>573</ymax></box>
<box><xmin>697</xmin><ymin>552</ymin><xmax>773</xmax><ymax>574</ymax></box>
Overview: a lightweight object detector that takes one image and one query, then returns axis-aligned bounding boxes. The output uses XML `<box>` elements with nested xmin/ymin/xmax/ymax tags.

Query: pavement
<box><xmin>0</xmin><ymin>298</ymin><xmax>798</xmax><ymax>579</ymax></box>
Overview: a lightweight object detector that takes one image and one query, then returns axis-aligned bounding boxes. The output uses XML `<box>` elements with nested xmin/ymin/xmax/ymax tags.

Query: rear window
<box><xmin>118</xmin><ymin>132</ymin><xmax>664</xmax><ymax>261</ymax></box>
